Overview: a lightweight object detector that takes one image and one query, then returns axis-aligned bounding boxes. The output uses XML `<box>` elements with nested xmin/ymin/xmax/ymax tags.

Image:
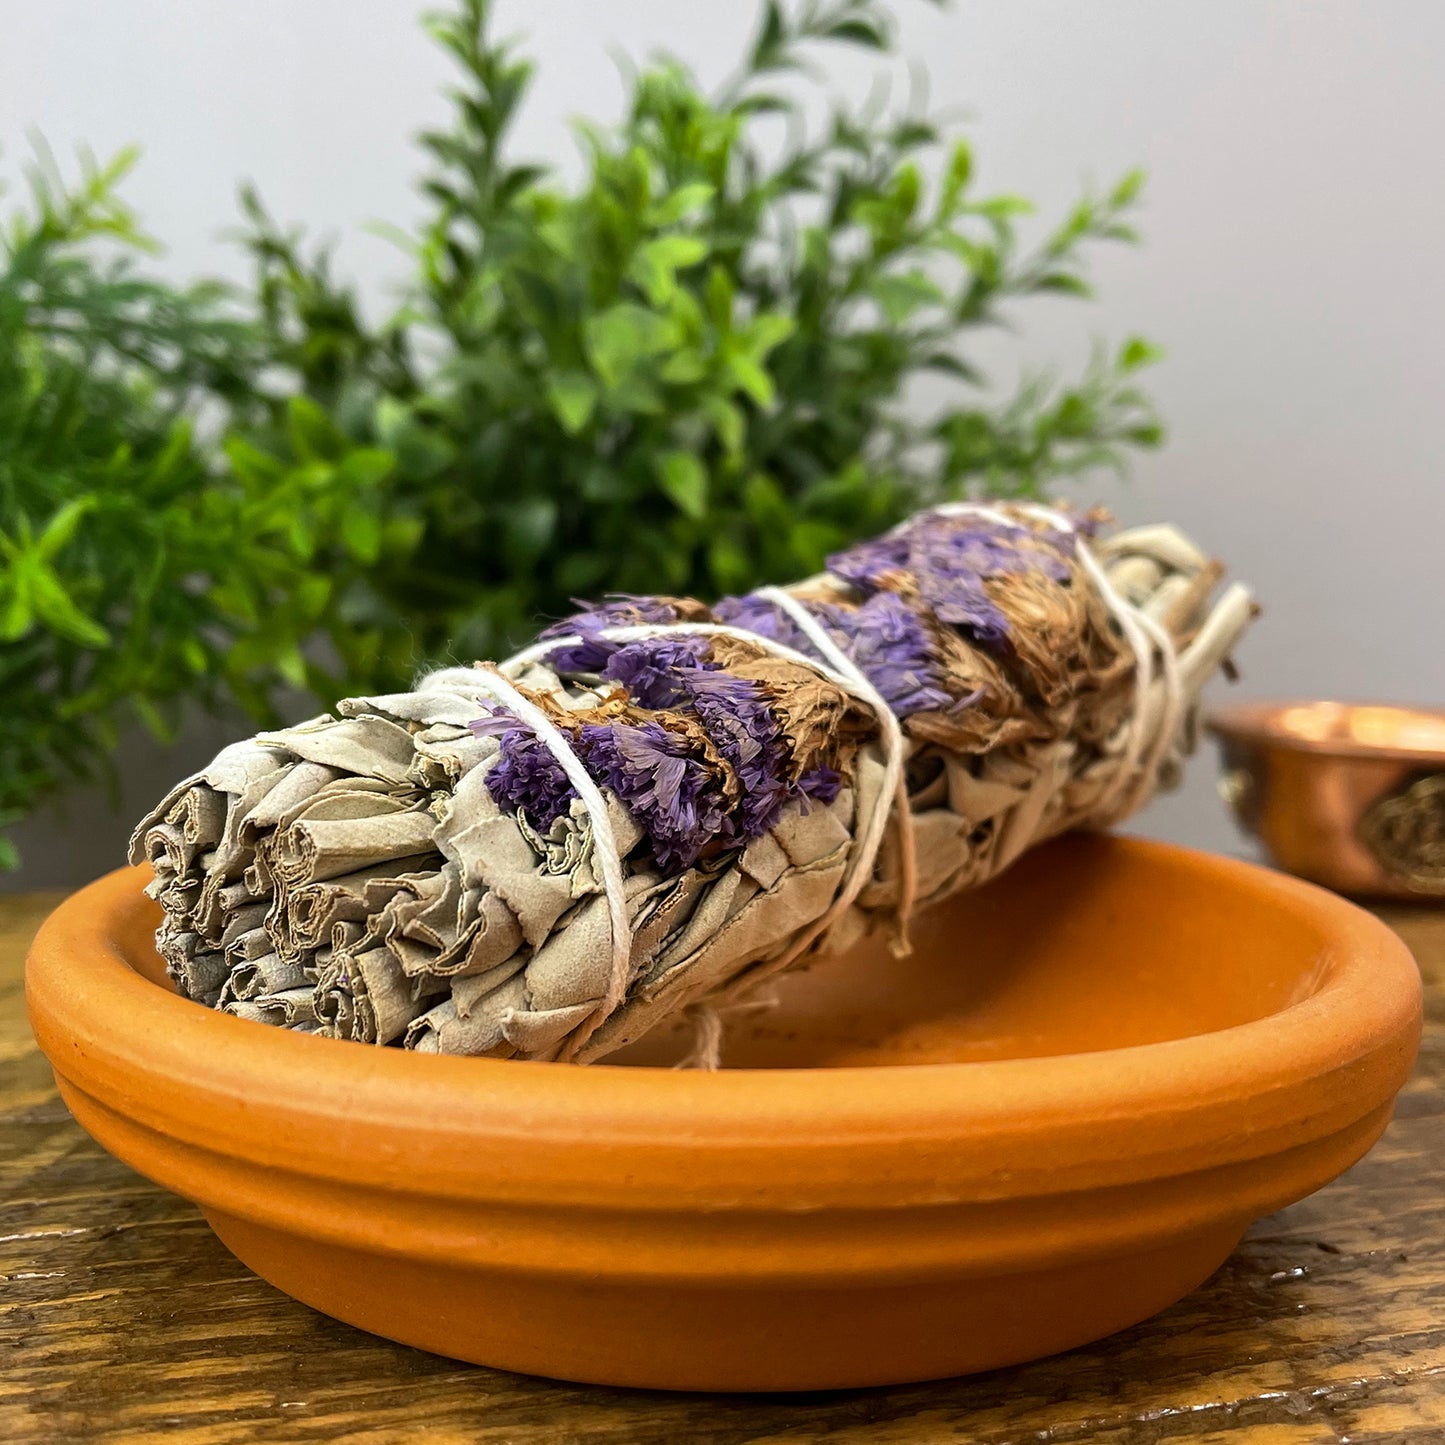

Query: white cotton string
<box><xmin>473</xmin><ymin>499</ymin><xmax>1181</xmax><ymax>1066</ymax></box>
<box><xmin>671</xmin><ymin>985</ymin><xmax>781</xmax><ymax>1072</ymax></box>
<box><xmin>928</xmin><ymin>500</ymin><xmax>1186</xmax><ymax>826</ymax></box>
<box><xmin>1020</xmin><ymin>504</ymin><xmax>1186</xmax><ymax>822</ymax></box>
<box><xmin>507</xmin><ymin>621</ymin><xmax>891</xmax><ymax>709</ymax></box>
<box><xmin>501</xmin><ymin>616</ymin><xmax>907</xmax><ymax>1068</ymax></box>
<box><xmin>1120</xmin><ymin>605</ymin><xmax>1184</xmax><ymax>816</ymax></box>
<box><xmin>912</xmin><ymin>501</ymin><xmax>1018</xmax><ymax>533</ymax></box>
<box><xmin>456</xmin><ymin>667</ymin><xmax>634</xmax><ymax>1061</ymax></box>
<box><xmin>673</xmin><ymin>1002</ymin><xmax>723</xmax><ymax>1073</ymax></box>
<box><xmin>753</xmin><ymin>585</ymin><xmax>916</xmax><ymax>956</ymax></box>
<box><xmin>1063</xmin><ymin>537</ymin><xmax>1159</xmax><ymax>821</ymax></box>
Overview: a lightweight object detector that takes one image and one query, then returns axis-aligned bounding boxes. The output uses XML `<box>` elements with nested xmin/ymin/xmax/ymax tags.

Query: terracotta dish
<box><xmin>26</xmin><ymin>835</ymin><xmax>1421</xmax><ymax>1392</ymax></box>
<box><xmin>1210</xmin><ymin>700</ymin><xmax>1445</xmax><ymax>900</ymax></box>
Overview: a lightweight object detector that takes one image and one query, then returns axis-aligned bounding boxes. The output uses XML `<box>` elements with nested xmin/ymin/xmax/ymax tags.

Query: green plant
<box><xmin>236</xmin><ymin>0</ymin><xmax>1161</xmax><ymax>682</ymax></box>
<box><xmin>1</xmin><ymin>0</ymin><xmax>1162</xmax><ymax>870</ymax></box>
<box><xmin>0</xmin><ymin>150</ymin><xmax>336</xmax><ymax>867</ymax></box>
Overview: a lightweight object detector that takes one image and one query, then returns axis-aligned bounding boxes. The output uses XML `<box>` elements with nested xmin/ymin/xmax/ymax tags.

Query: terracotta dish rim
<box><xmin>26</xmin><ymin>839</ymin><xmax>1421</xmax><ymax>1216</ymax></box>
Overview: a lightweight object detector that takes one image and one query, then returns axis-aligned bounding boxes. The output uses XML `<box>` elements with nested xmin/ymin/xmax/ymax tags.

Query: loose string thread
<box><xmin>450</xmin><ymin>502</ymin><xmax>1186</xmax><ymax>1069</ymax></box>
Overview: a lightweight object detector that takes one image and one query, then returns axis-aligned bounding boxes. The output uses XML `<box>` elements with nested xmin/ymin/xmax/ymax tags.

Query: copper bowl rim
<box><xmin>1207</xmin><ymin>699</ymin><xmax>1445</xmax><ymax>766</ymax></box>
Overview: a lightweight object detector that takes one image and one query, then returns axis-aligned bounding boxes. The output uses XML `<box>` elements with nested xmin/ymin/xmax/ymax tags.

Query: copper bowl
<box><xmin>1208</xmin><ymin>701</ymin><xmax>1445</xmax><ymax>900</ymax></box>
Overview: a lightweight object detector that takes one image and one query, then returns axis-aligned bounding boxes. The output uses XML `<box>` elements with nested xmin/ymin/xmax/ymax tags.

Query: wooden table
<box><xmin>3</xmin><ymin>892</ymin><xmax>1443</xmax><ymax>1445</ymax></box>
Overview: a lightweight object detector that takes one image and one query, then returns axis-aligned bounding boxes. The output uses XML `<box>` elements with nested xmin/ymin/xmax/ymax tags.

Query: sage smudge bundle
<box><xmin>131</xmin><ymin>503</ymin><xmax>1254</xmax><ymax>1065</ymax></box>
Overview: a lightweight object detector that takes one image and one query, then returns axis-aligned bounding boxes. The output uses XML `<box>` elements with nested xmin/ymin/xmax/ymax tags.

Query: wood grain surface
<box><xmin>3</xmin><ymin>889</ymin><xmax>1443</xmax><ymax>1445</ymax></box>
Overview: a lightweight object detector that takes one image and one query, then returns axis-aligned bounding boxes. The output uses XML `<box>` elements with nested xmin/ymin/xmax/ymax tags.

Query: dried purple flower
<box><xmin>715</xmin><ymin>590</ymin><xmax>950</xmax><ymax>717</ymax></box>
<box><xmin>682</xmin><ymin>666</ymin><xmax>793</xmax><ymax>842</ymax></box>
<box><xmin>578</xmin><ymin>720</ymin><xmax>731</xmax><ymax>873</ymax></box>
<box><xmin>827</xmin><ymin>512</ymin><xmax>1074</xmax><ymax>652</ymax></box>
<box><xmin>478</xmin><ymin>727</ymin><xmax>577</xmax><ymax>827</ymax></box>
<box><xmin>472</xmin><ymin>634</ymin><xmax>810</xmax><ymax>870</ymax></box>
<box><xmin>601</xmin><ymin>636</ymin><xmax>715</xmax><ymax>710</ymax></box>
<box><xmin>480</xmin><ymin>518</ymin><xmax>1078</xmax><ymax>867</ymax></box>
<box><xmin>711</xmin><ymin>592</ymin><xmax>811</xmax><ymax>653</ymax></box>
<box><xmin>798</xmin><ymin>766</ymin><xmax>842</xmax><ymax>806</ymax></box>
<box><xmin>541</xmin><ymin>595</ymin><xmax>693</xmax><ymax>673</ymax></box>
<box><xmin>825</xmin><ymin>592</ymin><xmax>952</xmax><ymax>716</ymax></box>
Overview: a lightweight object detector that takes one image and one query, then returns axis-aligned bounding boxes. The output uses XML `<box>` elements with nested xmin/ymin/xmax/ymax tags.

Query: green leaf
<box><xmin>144</xmin><ymin>420</ymin><xmax>196</xmax><ymax>492</ymax></box>
<box><xmin>374</xmin><ymin>397</ymin><xmax>410</xmax><ymax>448</ymax></box>
<box><xmin>871</xmin><ymin>270</ymin><xmax>946</xmax><ymax>324</ymax></box>
<box><xmin>503</xmin><ymin>494</ymin><xmax>559</xmax><ymax>563</ymax></box>
<box><xmin>726</xmin><ymin>351</ymin><xmax>775</xmax><ymax>407</ymax></box>
<box><xmin>131</xmin><ymin>693</ymin><xmax>175</xmax><ymax>743</ymax></box>
<box><xmin>292</xmin><ymin>462</ymin><xmax>336</xmax><ymax>494</ymax></box>
<box><xmin>285</xmin><ymin>509</ymin><xmax>317</xmax><ymax>560</ymax></box>
<box><xmin>224</xmin><ymin>436</ymin><xmax>285</xmax><ymax>488</ymax></box>
<box><xmin>376</xmin><ymin>399</ymin><xmax>455</xmax><ymax>480</ymax></box>
<box><xmin>382</xmin><ymin>513</ymin><xmax>427</xmax><ymax>557</ymax></box>
<box><xmin>972</xmin><ymin>193</ymin><xmax>1034</xmax><ymax>220</ymax></box>
<box><xmin>1110</xmin><ymin>168</ymin><xmax>1145</xmax><ymax>207</ymax></box>
<box><xmin>788</xmin><ymin>520</ymin><xmax>842</xmax><ymax>572</ymax></box>
<box><xmin>648</xmin><ymin>235</ymin><xmax>708</xmax><ymax>270</ymax></box>
<box><xmin>750</xmin><ymin>0</ymin><xmax>785</xmax><ymax>69</ymax></box>
<box><xmin>0</xmin><ymin>576</ymin><xmax>34</xmax><ymax>641</ymax></box>
<box><xmin>28</xmin><ymin>566</ymin><xmax>111</xmax><ymax>647</ymax></box>
<box><xmin>824</xmin><ymin>19</ymin><xmax>889</xmax><ymax>48</ymax></box>
<box><xmin>939</xmin><ymin>140</ymin><xmax>973</xmax><ymax>216</ymax></box>
<box><xmin>584</xmin><ymin>303</ymin><xmax>679</xmax><ymax>387</ymax></box>
<box><xmin>276</xmin><ymin>644</ymin><xmax>310</xmax><ymax>690</ymax></box>
<box><xmin>181</xmin><ymin>637</ymin><xmax>209</xmax><ymax>674</ymax></box>
<box><xmin>337</xmin><ymin>448</ymin><xmax>396</xmax><ymax>488</ymax></box>
<box><xmin>34</xmin><ymin>498</ymin><xmax>96</xmax><ymax>561</ymax></box>
<box><xmin>703</xmin><ymin>396</ymin><xmax>746</xmax><ymax>456</ymax></box>
<box><xmin>629</xmin><ymin>234</ymin><xmax>709</xmax><ymax>305</ymax></box>
<box><xmin>651</xmin><ymin>182</ymin><xmax>715</xmax><ymax>226</ymax></box>
<box><xmin>341</xmin><ymin>507</ymin><xmax>384</xmax><ymax>564</ymax></box>
<box><xmin>1033</xmin><ymin>272</ymin><xmax>1092</xmax><ymax>298</ymax></box>
<box><xmin>293</xmin><ymin>573</ymin><xmax>333</xmax><ymax>618</ymax></box>
<box><xmin>1118</xmin><ymin>335</ymin><xmax>1164</xmax><ymax>372</ymax></box>
<box><xmin>888</xmin><ymin>164</ymin><xmax>921</xmax><ymax>225</ymax></box>
<box><xmin>704</xmin><ymin>267</ymin><xmax>735</xmax><ymax>332</ymax></box>
<box><xmin>655</xmin><ymin>450</ymin><xmax>708</xmax><ymax>520</ymax></box>
<box><xmin>922</xmin><ymin>350</ymin><xmax>984</xmax><ymax>383</ymax></box>
<box><xmin>286</xmin><ymin>394</ymin><xmax>347</xmax><ymax>463</ymax></box>
<box><xmin>580</xmin><ymin>466</ymin><xmax>633</xmax><ymax>504</ymax></box>
<box><xmin>707</xmin><ymin>534</ymin><xmax>753</xmax><ymax>593</ymax></box>
<box><xmin>742</xmin><ymin>312</ymin><xmax>796</xmax><ymax>359</ymax></box>
<box><xmin>225</xmin><ymin>634</ymin><xmax>277</xmax><ymax>676</ymax></box>
<box><xmin>658</xmin><ymin>350</ymin><xmax>708</xmax><ymax>386</ymax></box>
<box><xmin>546</xmin><ymin>372</ymin><xmax>599</xmax><ymax>434</ymax></box>
<box><xmin>743</xmin><ymin>472</ymin><xmax>789</xmax><ymax>526</ymax></box>
<box><xmin>609</xmin><ymin>375</ymin><xmax>665</xmax><ymax>415</ymax></box>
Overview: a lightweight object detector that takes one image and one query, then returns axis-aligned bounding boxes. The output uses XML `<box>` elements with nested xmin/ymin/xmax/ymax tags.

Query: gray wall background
<box><xmin>4</xmin><ymin>0</ymin><xmax>1442</xmax><ymax>889</ymax></box>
